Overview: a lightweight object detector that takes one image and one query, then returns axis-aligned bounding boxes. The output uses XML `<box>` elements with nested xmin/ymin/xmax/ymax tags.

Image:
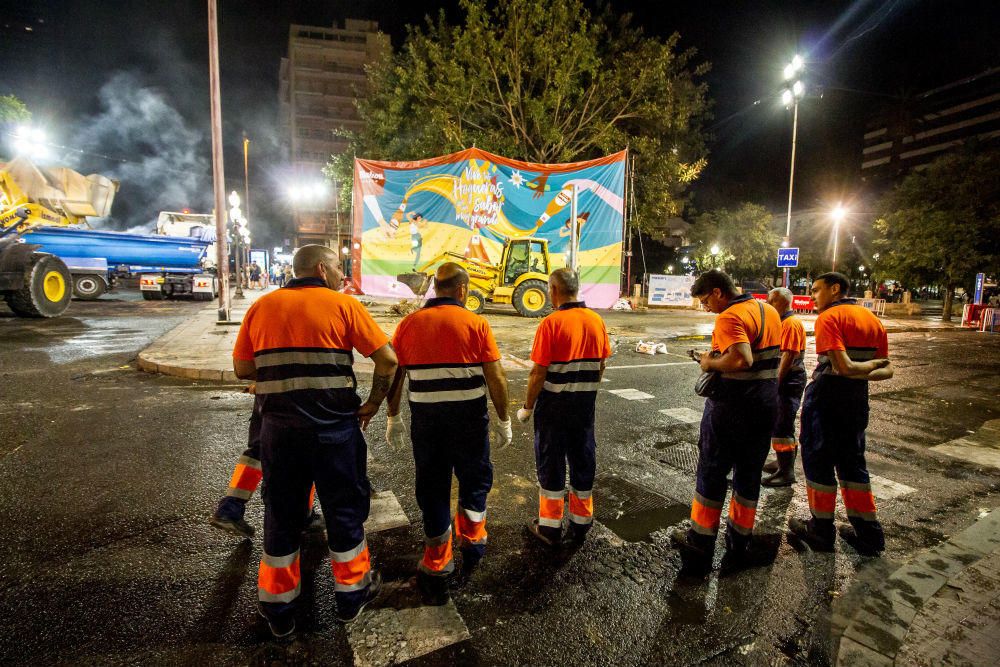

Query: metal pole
<box><xmin>569</xmin><ymin>184</ymin><xmax>579</xmax><ymax>272</ymax></box>
<box><xmin>782</xmin><ymin>100</ymin><xmax>799</xmax><ymax>288</ymax></box>
<box><xmin>232</xmin><ymin>136</ymin><xmax>248</xmax><ymax>299</ymax></box>
<box><xmin>832</xmin><ymin>220</ymin><xmax>840</xmax><ymax>272</ymax></box>
<box><xmin>208</xmin><ymin>0</ymin><xmax>230</xmax><ymax>320</ymax></box>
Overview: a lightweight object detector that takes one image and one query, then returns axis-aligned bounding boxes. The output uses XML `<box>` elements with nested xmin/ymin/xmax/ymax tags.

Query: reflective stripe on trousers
<box><xmin>227</xmin><ymin>455</ymin><xmax>262</xmax><ymax>501</ymax></box>
<box><xmin>420</xmin><ymin>526</ymin><xmax>455</xmax><ymax>576</ymax></box>
<box><xmin>330</xmin><ymin>538</ymin><xmax>372</xmax><ymax>592</ymax></box>
<box><xmin>259</xmin><ymin>549</ymin><xmax>301</xmax><ymax>604</ymax></box>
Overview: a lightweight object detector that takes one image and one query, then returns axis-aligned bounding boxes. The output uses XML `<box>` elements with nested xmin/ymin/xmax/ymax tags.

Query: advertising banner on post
<box><xmin>351</xmin><ymin>148</ymin><xmax>626</xmax><ymax>307</ymax></box>
<box><xmin>647</xmin><ymin>274</ymin><xmax>696</xmax><ymax>306</ymax></box>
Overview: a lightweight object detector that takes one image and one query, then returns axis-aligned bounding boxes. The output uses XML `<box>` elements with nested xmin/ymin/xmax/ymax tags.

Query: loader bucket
<box><xmin>396</xmin><ymin>272</ymin><xmax>432</xmax><ymax>296</ymax></box>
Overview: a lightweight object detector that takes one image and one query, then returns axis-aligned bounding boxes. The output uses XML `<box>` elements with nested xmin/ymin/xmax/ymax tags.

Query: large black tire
<box><xmin>72</xmin><ymin>274</ymin><xmax>107</xmax><ymax>300</ymax></box>
<box><xmin>6</xmin><ymin>253</ymin><xmax>73</xmax><ymax>318</ymax></box>
<box><xmin>141</xmin><ymin>290</ymin><xmax>165</xmax><ymax>301</ymax></box>
<box><xmin>465</xmin><ymin>289</ymin><xmax>486</xmax><ymax>314</ymax></box>
<box><xmin>512</xmin><ymin>279</ymin><xmax>551</xmax><ymax>317</ymax></box>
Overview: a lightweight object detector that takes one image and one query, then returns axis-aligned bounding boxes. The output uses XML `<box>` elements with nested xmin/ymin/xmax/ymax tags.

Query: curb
<box><xmin>835</xmin><ymin>508</ymin><xmax>1000</xmax><ymax>666</ymax></box>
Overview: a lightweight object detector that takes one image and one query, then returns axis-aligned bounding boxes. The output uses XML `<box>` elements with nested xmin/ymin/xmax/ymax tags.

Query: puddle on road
<box><xmin>593</xmin><ymin>474</ymin><xmax>689</xmax><ymax>543</ymax></box>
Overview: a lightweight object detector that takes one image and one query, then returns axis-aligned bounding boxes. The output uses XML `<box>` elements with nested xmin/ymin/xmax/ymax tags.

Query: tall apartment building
<box><xmin>861</xmin><ymin>67</ymin><xmax>1000</xmax><ymax>187</ymax></box>
<box><xmin>279</xmin><ymin>19</ymin><xmax>389</xmax><ymax>248</ymax></box>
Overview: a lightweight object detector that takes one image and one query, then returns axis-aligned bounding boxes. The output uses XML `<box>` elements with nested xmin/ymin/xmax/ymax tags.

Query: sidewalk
<box><xmin>137</xmin><ymin>290</ymin><xmax>967</xmax><ymax>383</ymax></box>
<box><xmin>837</xmin><ymin>508</ymin><xmax>1000</xmax><ymax>666</ymax></box>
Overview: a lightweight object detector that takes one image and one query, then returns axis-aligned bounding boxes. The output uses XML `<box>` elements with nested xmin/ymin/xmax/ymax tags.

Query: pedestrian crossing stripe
<box><xmin>659</xmin><ymin>407</ymin><xmax>702</xmax><ymax>423</ymax></box>
<box><xmin>350</xmin><ymin>491</ymin><xmax>471</xmax><ymax>667</ymax></box>
<box><xmin>608</xmin><ymin>388</ymin><xmax>655</xmax><ymax>400</ymax></box>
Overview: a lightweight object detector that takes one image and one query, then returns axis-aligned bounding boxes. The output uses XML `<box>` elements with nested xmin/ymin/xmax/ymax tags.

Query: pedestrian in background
<box><xmin>232</xmin><ymin>244</ymin><xmax>398</xmax><ymax>637</ymax></box>
<box><xmin>761</xmin><ymin>287</ymin><xmax>807</xmax><ymax>487</ymax></box>
<box><xmin>385</xmin><ymin>262</ymin><xmax>511</xmax><ymax>605</ymax></box>
<box><xmin>673</xmin><ymin>270</ymin><xmax>781</xmax><ymax>573</ymax></box>
<box><xmin>788</xmin><ymin>272</ymin><xmax>893</xmax><ymax>556</ymax></box>
<box><xmin>518</xmin><ymin>268</ymin><xmax>612</xmax><ymax>546</ymax></box>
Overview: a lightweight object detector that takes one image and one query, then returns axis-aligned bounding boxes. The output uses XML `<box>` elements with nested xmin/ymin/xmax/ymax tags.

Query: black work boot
<box><xmin>762</xmin><ymin>450</ymin><xmax>797</xmax><ymax>487</ymax></box>
<box><xmin>787</xmin><ymin>517</ymin><xmax>835</xmax><ymax>552</ymax></box>
<box><xmin>761</xmin><ymin>457</ymin><xmax>779</xmax><ymax>474</ymax></box>
<box><xmin>671</xmin><ymin>529</ymin><xmax>714</xmax><ymax>576</ymax></box>
<box><xmin>416</xmin><ymin>571</ymin><xmax>450</xmax><ymax>606</ymax></box>
<box><xmin>839</xmin><ymin>522</ymin><xmax>885</xmax><ymax>557</ymax></box>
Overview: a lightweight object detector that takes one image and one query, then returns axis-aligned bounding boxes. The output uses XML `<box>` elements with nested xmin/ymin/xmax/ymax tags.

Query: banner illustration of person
<box><xmin>351</xmin><ymin>148</ymin><xmax>626</xmax><ymax>307</ymax></box>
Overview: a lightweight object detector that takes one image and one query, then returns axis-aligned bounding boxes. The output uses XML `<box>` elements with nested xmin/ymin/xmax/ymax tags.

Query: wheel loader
<box><xmin>0</xmin><ymin>156</ymin><xmax>118</xmax><ymax>317</ymax></box>
<box><xmin>397</xmin><ymin>237</ymin><xmax>553</xmax><ymax>317</ymax></box>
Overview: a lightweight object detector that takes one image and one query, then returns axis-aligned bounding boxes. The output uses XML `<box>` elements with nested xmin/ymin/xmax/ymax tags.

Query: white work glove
<box><xmin>385</xmin><ymin>414</ymin><xmax>407</xmax><ymax>450</ymax></box>
<box><xmin>490</xmin><ymin>417</ymin><xmax>513</xmax><ymax>449</ymax></box>
<box><xmin>516</xmin><ymin>407</ymin><xmax>533</xmax><ymax>423</ymax></box>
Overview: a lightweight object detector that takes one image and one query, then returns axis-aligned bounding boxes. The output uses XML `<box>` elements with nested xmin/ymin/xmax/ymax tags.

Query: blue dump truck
<box><xmin>23</xmin><ymin>222</ymin><xmax>218</xmax><ymax>301</ymax></box>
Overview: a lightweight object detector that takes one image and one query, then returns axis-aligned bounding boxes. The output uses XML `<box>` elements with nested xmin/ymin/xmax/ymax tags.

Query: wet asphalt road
<box><xmin>1</xmin><ymin>295</ymin><xmax>999</xmax><ymax>666</ymax></box>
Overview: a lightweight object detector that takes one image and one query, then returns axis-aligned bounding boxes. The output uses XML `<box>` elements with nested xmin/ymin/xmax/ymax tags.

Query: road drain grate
<box><xmin>658</xmin><ymin>443</ymin><xmax>700</xmax><ymax>474</ymax></box>
<box><xmin>592</xmin><ymin>473</ymin><xmax>689</xmax><ymax>542</ymax></box>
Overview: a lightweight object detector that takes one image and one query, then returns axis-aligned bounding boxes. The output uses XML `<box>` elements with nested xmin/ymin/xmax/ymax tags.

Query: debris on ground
<box><xmin>388</xmin><ymin>299</ymin><xmax>423</xmax><ymax>316</ymax></box>
<box><xmin>635</xmin><ymin>340</ymin><xmax>668</xmax><ymax>355</ymax></box>
<box><xmin>611</xmin><ymin>298</ymin><xmax>633</xmax><ymax>311</ymax></box>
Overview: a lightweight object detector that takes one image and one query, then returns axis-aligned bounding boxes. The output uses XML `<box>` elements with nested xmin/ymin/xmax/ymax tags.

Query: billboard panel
<box><xmin>351</xmin><ymin>148</ymin><xmax>626</xmax><ymax>307</ymax></box>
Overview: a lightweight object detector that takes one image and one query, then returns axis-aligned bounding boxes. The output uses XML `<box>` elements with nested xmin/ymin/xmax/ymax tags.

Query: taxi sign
<box><xmin>777</xmin><ymin>247</ymin><xmax>799</xmax><ymax>268</ymax></box>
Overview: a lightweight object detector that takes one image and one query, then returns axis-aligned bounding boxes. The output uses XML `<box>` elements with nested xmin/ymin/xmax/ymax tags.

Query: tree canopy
<box><xmin>873</xmin><ymin>146</ymin><xmax>1000</xmax><ymax>297</ymax></box>
<box><xmin>687</xmin><ymin>203</ymin><xmax>779</xmax><ymax>282</ymax></box>
<box><xmin>326</xmin><ymin>0</ymin><xmax>711</xmax><ymax>233</ymax></box>
<box><xmin>0</xmin><ymin>95</ymin><xmax>30</xmax><ymax>123</ymax></box>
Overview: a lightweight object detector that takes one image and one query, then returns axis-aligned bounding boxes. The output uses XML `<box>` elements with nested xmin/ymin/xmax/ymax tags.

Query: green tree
<box><xmin>0</xmin><ymin>95</ymin><xmax>30</xmax><ymax>122</ymax></box>
<box><xmin>873</xmin><ymin>146</ymin><xmax>1000</xmax><ymax>320</ymax></box>
<box><xmin>688</xmin><ymin>203</ymin><xmax>779</xmax><ymax>283</ymax></box>
<box><xmin>326</xmin><ymin>0</ymin><xmax>711</xmax><ymax>232</ymax></box>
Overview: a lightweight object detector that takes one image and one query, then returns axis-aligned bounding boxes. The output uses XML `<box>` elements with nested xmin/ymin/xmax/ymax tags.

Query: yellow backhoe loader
<box><xmin>0</xmin><ymin>156</ymin><xmax>118</xmax><ymax>317</ymax></box>
<box><xmin>397</xmin><ymin>237</ymin><xmax>553</xmax><ymax>317</ymax></box>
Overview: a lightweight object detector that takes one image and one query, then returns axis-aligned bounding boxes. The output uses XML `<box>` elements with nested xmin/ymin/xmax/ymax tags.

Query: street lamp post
<box><xmin>207</xmin><ymin>0</ymin><xmax>230</xmax><ymax>321</ymax></box>
<box><xmin>229</xmin><ymin>191</ymin><xmax>244</xmax><ymax>298</ymax></box>
<box><xmin>830</xmin><ymin>204</ymin><xmax>847</xmax><ymax>272</ymax></box>
<box><xmin>781</xmin><ymin>55</ymin><xmax>805</xmax><ymax>289</ymax></box>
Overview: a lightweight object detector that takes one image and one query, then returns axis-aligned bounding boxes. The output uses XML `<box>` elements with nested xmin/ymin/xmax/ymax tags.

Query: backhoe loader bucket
<box><xmin>396</xmin><ymin>272</ymin><xmax>432</xmax><ymax>297</ymax></box>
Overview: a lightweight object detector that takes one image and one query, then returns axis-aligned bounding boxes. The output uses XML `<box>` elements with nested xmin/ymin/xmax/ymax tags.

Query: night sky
<box><xmin>1</xmin><ymin>0</ymin><xmax>996</xmax><ymax>245</ymax></box>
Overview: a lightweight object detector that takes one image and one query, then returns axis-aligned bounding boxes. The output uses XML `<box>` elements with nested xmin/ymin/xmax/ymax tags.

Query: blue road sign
<box><xmin>777</xmin><ymin>247</ymin><xmax>799</xmax><ymax>268</ymax></box>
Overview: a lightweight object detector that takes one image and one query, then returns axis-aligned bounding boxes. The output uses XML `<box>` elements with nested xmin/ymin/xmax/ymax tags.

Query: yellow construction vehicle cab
<box><xmin>0</xmin><ymin>157</ymin><xmax>118</xmax><ymax>317</ymax></box>
<box><xmin>397</xmin><ymin>237</ymin><xmax>553</xmax><ymax>317</ymax></box>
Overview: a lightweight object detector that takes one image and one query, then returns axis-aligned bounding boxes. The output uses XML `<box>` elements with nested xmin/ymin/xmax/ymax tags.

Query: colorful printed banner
<box><xmin>351</xmin><ymin>148</ymin><xmax>626</xmax><ymax>307</ymax></box>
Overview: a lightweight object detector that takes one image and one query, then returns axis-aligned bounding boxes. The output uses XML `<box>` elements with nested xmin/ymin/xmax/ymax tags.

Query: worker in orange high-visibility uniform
<box><xmin>208</xmin><ymin>385</ymin><xmax>323</xmax><ymax>539</ymax></box>
<box><xmin>672</xmin><ymin>270</ymin><xmax>781</xmax><ymax>574</ymax></box>
<box><xmin>233</xmin><ymin>244</ymin><xmax>398</xmax><ymax>638</ymax></box>
<box><xmin>518</xmin><ymin>268</ymin><xmax>612</xmax><ymax>547</ymax></box>
<box><xmin>386</xmin><ymin>263</ymin><xmax>511</xmax><ymax>606</ymax></box>
<box><xmin>761</xmin><ymin>287</ymin><xmax>807</xmax><ymax>487</ymax></box>
<box><xmin>788</xmin><ymin>272</ymin><xmax>894</xmax><ymax>556</ymax></box>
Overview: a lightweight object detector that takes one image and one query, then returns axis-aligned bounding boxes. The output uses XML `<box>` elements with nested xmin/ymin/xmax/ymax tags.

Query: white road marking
<box><xmin>659</xmin><ymin>407</ymin><xmax>702</xmax><ymax>423</ymax></box>
<box><xmin>364</xmin><ymin>490</ymin><xmax>410</xmax><ymax>533</ymax></box>
<box><xmin>868</xmin><ymin>474</ymin><xmax>916</xmax><ymax>500</ymax></box>
<box><xmin>608</xmin><ymin>388</ymin><xmax>655</xmax><ymax>400</ymax></box>
<box><xmin>930</xmin><ymin>419</ymin><xmax>1000</xmax><ymax>470</ymax></box>
<box><xmin>348</xmin><ymin>585</ymin><xmax>471</xmax><ymax>667</ymax></box>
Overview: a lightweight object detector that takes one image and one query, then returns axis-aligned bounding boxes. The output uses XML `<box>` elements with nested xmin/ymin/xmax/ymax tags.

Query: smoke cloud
<box><xmin>68</xmin><ymin>71</ymin><xmax>212</xmax><ymax>233</ymax></box>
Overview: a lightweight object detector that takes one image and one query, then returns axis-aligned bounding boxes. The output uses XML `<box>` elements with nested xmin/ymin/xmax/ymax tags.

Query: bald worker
<box><xmin>761</xmin><ymin>287</ymin><xmax>807</xmax><ymax>487</ymax></box>
<box><xmin>386</xmin><ymin>263</ymin><xmax>511</xmax><ymax>605</ymax></box>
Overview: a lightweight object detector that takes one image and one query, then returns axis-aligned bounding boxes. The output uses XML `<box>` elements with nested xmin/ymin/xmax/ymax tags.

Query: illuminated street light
<box><xmin>9</xmin><ymin>125</ymin><xmax>48</xmax><ymax>159</ymax></box>
<box><xmin>287</xmin><ymin>181</ymin><xmax>331</xmax><ymax>203</ymax></box>
<box><xmin>667</xmin><ymin>264</ymin><xmax>674</xmax><ymax>273</ymax></box>
<box><xmin>710</xmin><ymin>244</ymin><xmax>720</xmax><ymax>255</ymax></box>
<box><xmin>780</xmin><ymin>54</ymin><xmax>808</xmax><ymax>288</ymax></box>
<box><xmin>859</xmin><ymin>265</ymin><xmax>866</xmax><ymax>273</ymax></box>
<box><xmin>341</xmin><ymin>246</ymin><xmax>349</xmax><ymax>256</ymax></box>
